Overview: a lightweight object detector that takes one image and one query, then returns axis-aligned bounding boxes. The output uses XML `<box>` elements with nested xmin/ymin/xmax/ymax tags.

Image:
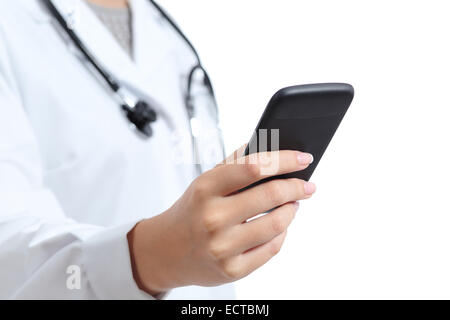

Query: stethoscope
<box><xmin>42</xmin><ymin>0</ymin><xmax>224</xmax><ymax>173</ymax></box>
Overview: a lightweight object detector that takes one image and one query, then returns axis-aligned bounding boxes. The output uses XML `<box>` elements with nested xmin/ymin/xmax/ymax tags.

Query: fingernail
<box><xmin>297</xmin><ymin>152</ymin><xmax>314</xmax><ymax>165</ymax></box>
<box><xmin>304</xmin><ymin>182</ymin><xmax>316</xmax><ymax>195</ymax></box>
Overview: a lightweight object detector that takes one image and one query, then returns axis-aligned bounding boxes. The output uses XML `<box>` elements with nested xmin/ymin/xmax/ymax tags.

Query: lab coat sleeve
<box><xmin>0</xmin><ymin>25</ymin><xmax>154</xmax><ymax>300</ymax></box>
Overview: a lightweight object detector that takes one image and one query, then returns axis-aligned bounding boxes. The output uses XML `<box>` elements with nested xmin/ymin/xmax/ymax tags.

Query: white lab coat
<box><xmin>0</xmin><ymin>0</ymin><xmax>234</xmax><ymax>299</ymax></box>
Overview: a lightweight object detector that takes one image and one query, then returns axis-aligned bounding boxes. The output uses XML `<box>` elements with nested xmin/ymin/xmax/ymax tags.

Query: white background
<box><xmin>162</xmin><ymin>0</ymin><xmax>450</xmax><ymax>299</ymax></box>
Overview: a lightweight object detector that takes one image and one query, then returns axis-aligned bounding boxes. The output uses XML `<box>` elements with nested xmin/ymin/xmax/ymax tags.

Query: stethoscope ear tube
<box><xmin>42</xmin><ymin>0</ymin><xmax>121</xmax><ymax>93</ymax></box>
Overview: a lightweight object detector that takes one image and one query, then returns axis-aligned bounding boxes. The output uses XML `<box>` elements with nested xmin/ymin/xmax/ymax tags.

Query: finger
<box><xmin>205</xmin><ymin>150</ymin><xmax>313</xmax><ymax>196</ymax></box>
<box><xmin>224</xmin><ymin>178</ymin><xmax>315</xmax><ymax>225</ymax></box>
<box><xmin>209</xmin><ymin>202</ymin><xmax>298</xmax><ymax>260</ymax></box>
<box><xmin>222</xmin><ymin>230</ymin><xmax>288</xmax><ymax>280</ymax></box>
<box><xmin>216</xmin><ymin>144</ymin><xmax>247</xmax><ymax>167</ymax></box>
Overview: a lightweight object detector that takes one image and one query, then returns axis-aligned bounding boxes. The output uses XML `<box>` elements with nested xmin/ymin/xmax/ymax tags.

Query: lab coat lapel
<box><xmin>48</xmin><ymin>0</ymin><xmax>173</xmax><ymax>106</ymax></box>
<box><xmin>131</xmin><ymin>0</ymin><xmax>177</xmax><ymax>77</ymax></box>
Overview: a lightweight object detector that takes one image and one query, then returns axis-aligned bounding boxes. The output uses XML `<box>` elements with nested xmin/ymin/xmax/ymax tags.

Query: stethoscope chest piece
<box><xmin>122</xmin><ymin>100</ymin><xmax>158</xmax><ymax>138</ymax></box>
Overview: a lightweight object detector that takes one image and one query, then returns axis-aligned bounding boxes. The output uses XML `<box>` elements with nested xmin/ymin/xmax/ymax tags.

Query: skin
<box><xmin>90</xmin><ymin>0</ymin><xmax>317</xmax><ymax>296</ymax></box>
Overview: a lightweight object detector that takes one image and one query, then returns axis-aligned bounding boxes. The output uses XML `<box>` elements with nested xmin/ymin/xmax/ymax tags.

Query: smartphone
<box><xmin>243</xmin><ymin>83</ymin><xmax>354</xmax><ymax>184</ymax></box>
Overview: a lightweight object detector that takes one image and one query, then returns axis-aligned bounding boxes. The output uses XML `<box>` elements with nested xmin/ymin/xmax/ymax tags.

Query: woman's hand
<box><xmin>127</xmin><ymin>147</ymin><xmax>315</xmax><ymax>295</ymax></box>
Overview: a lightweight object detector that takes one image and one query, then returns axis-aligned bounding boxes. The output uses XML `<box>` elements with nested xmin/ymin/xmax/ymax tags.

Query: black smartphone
<box><xmin>244</xmin><ymin>83</ymin><xmax>354</xmax><ymax>183</ymax></box>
